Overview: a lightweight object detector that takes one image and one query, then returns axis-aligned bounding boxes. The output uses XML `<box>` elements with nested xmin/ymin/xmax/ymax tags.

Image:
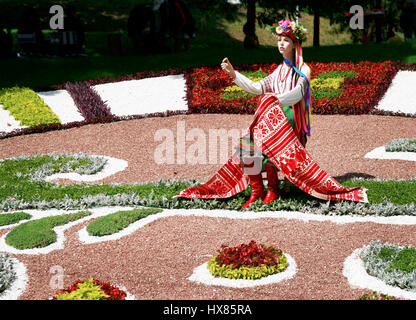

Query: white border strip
<box><xmin>364</xmin><ymin>146</ymin><xmax>416</xmax><ymax>162</ymax></box>
<box><xmin>0</xmin><ymin>256</ymin><xmax>28</xmax><ymax>300</ymax></box>
<box><xmin>343</xmin><ymin>247</ymin><xmax>416</xmax><ymax>300</ymax></box>
<box><xmin>187</xmin><ymin>253</ymin><xmax>297</xmax><ymax>288</ymax></box>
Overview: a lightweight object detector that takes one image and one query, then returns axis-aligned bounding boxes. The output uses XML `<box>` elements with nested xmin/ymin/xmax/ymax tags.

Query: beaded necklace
<box><xmin>277</xmin><ymin>63</ymin><xmax>292</xmax><ymax>93</ymax></box>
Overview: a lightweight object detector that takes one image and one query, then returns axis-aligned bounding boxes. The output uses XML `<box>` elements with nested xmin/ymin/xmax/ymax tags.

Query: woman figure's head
<box><xmin>277</xmin><ymin>35</ymin><xmax>295</xmax><ymax>58</ymax></box>
<box><xmin>270</xmin><ymin>19</ymin><xmax>307</xmax><ymax>66</ymax></box>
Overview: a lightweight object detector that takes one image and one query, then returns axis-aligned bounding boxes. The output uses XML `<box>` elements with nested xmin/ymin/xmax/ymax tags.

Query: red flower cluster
<box><xmin>215</xmin><ymin>240</ymin><xmax>283</xmax><ymax>269</ymax></box>
<box><xmin>190</xmin><ymin>63</ymin><xmax>278</xmax><ymax>115</ymax></box>
<box><xmin>190</xmin><ymin>60</ymin><xmax>397</xmax><ymax>116</ymax></box>
<box><xmin>51</xmin><ymin>278</ymin><xmax>127</xmax><ymax>300</ymax></box>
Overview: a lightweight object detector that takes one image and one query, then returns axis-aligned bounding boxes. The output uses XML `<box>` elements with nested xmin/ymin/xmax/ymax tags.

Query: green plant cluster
<box><xmin>221</xmin><ymin>69</ymin><xmax>267</xmax><ymax>100</ymax></box>
<box><xmin>358</xmin><ymin>291</ymin><xmax>399</xmax><ymax>300</ymax></box>
<box><xmin>361</xmin><ymin>241</ymin><xmax>416</xmax><ymax>290</ymax></box>
<box><xmin>311</xmin><ymin>70</ymin><xmax>356</xmax><ymax>99</ymax></box>
<box><xmin>0</xmin><ymin>211</ymin><xmax>31</xmax><ymax>226</ymax></box>
<box><xmin>385</xmin><ymin>138</ymin><xmax>416</xmax><ymax>153</ymax></box>
<box><xmin>0</xmin><ymin>253</ymin><xmax>16</xmax><ymax>294</ymax></box>
<box><xmin>55</xmin><ymin>278</ymin><xmax>109</xmax><ymax>300</ymax></box>
<box><xmin>86</xmin><ymin>207</ymin><xmax>162</xmax><ymax>236</ymax></box>
<box><xmin>207</xmin><ymin>253</ymin><xmax>288</xmax><ymax>280</ymax></box>
<box><xmin>0</xmin><ymin>86</ymin><xmax>60</xmax><ymax>127</ymax></box>
<box><xmin>5</xmin><ymin>211</ymin><xmax>91</xmax><ymax>249</ymax></box>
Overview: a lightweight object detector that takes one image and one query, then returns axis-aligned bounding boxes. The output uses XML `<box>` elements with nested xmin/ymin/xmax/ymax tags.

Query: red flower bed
<box><xmin>190</xmin><ymin>60</ymin><xmax>398</xmax><ymax>116</ymax></box>
<box><xmin>51</xmin><ymin>278</ymin><xmax>127</xmax><ymax>300</ymax></box>
<box><xmin>215</xmin><ymin>240</ymin><xmax>283</xmax><ymax>269</ymax></box>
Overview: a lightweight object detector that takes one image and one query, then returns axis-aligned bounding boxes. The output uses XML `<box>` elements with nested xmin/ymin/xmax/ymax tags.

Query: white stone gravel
<box><xmin>0</xmin><ymin>104</ymin><xmax>27</xmax><ymax>133</ymax></box>
<box><xmin>92</xmin><ymin>75</ymin><xmax>188</xmax><ymax>117</ymax></box>
<box><xmin>343</xmin><ymin>246</ymin><xmax>416</xmax><ymax>300</ymax></box>
<box><xmin>364</xmin><ymin>146</ymin><xmax>416</xmax><ymax>162</ymax></box>
<box><xmin>187</xmin><ymin>253</ymin><xmax>297</xmax><ymax>288</ymax></box>
<box><xmin>0</xmin><ymin>256</ymin><xmax>28</xmax><ymax>300</ymax></box>
<box><xmin>376</xmin><ymin>71</ymin><xmax>416</xmax><ymax>115</ymax></box>
<box><xmin>36</xmin><ymin>90</ymin><xmax>84</xmax><ymax>124</ymax></box>
<box><xmin>44</xmin><ymin>155</ymin><xmax>128</xmax><ymax>182</ymax></box>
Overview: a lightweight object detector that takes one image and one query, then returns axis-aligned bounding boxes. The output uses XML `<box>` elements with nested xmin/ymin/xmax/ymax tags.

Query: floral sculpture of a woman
<box><xmin>175</xmin><ymin>19</ymin><xmax>368</xmax><ymax>207</ymax></box>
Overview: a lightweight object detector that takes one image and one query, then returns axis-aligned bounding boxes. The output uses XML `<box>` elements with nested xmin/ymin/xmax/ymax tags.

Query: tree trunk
<box><xmin>313</xmin><ymin>4</ymin><xmax>320</xmax><ymax>47</ymax></box>
<box><xmin>375</xmin><ymin>0</ymin><xmax>382</xmax><ymax>43</ymax></box>
<box><xmin>243</xmin><ymin>0</ymin><xmax>259</xmax><ymax>48</ymax></box>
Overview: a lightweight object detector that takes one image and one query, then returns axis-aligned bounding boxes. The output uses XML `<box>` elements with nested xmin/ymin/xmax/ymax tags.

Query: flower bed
<box><xmin>190</xmin><ymin>60</ymin><xmax>397</xmax><ymax>115</ymax></box>
<box><xmin>385</xmin><ymin>138</ymin><xmax>416</xmax><ymax>153</ymax></box>
<box><xmin>0</xmin><ymin>86</ymin><xmax>61</xmax><ymax>127</ymax></box>
<box><xmin>50</xmin><ymin>277</ymin><xmax>127</xmax><ymax>300</ymax></box>
<box><xmin>1</xmin><ymin>61</ymin><xmax>416</xmax><ymax>140</ymax></box>
<box><xmin>360</xmin><ymin>240</ymin><xmax>416</xmax><ymax>290</ymax></box>
<box><xmin>207</xmin><ymin>240</ymin><xmax>288</xmax><ymax>280</ymax></box>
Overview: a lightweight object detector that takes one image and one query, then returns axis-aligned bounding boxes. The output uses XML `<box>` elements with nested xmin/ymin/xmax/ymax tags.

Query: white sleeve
<box><xmin>233</xmin><ymin>71</ymin><xmax>263</xmax><ymax>95</ymax></box>
<box><xmin>276</xmin><ymin>76</ymin><xmax>308</xmax><ymax>106</ymax></box>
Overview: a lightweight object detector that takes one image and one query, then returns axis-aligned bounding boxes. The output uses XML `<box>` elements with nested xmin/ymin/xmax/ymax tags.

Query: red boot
<box><xmin>242</xmin><ymin>174</ymin><xmax>265</xmax><ymax>209</ymax></box>
<box><xmin>263</xmin><ymin>162</ymin><xmax>280</xmax><ymax>204</ymax></box>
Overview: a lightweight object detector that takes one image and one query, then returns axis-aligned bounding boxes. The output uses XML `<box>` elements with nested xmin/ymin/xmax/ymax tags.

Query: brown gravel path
<box><xmin>1</xmin><ymin>113</ymin><xmax>416</xmax><ymax>300</ymax></box>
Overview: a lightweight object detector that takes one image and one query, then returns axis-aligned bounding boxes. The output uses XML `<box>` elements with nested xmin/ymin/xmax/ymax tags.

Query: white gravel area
<box><xmin>36</xmin><ymin>90</ymin><xmax>84</xmax><ymax>124</ymax></box>
<box><xmin>0</xmin><ymin>256</ymin><xmax>28</xmax><ymax>300</ymax></box>
<box><xmin>44</xmin><ymin>155</ymin><xmax>128</xmax><ymax>183</ymax></box>
<box><xmin>0</xmin><ymin>104</ymin><xmax>27</xmax><ymax>133</ymax></box>
<box><xmin>187</xmin><ymin>253</ymin><xmax>297</xmax><ymax>288</ymax></box>
<box><xmin>343</xmin><ymin>246</ymin><xmax>416</xmax><ymax>300</ymax></box>
<box><xmin>364</xmin><ymin>146</ymin><xmax>416</xmax><ymax>162</ymax></box>
<box><xmin>376</xmin><ymin>70</ymin><xmax>416</xmax><ymax>115</ymax></box>
<box><xmin>92</xmin><ymin>75</ymin><xmax>188</xmax><ymax>117</ymax></box>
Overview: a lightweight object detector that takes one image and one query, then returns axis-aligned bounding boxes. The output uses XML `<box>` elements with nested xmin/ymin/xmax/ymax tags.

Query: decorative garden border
<box><xmin>343</xmin><ymin>246</ymin><xmax>416</xmax><ymax>300</ymax></box>
<box><xmin>188</xmin><ymin>253</ymin><xmax>297</xmax><ymax>288</ymax></box>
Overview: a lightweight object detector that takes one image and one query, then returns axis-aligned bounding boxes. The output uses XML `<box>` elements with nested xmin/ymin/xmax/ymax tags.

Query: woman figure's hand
<box><xmin>221</xmin><ymin>57</ymin><xmax>236</xmax><ymax>79</ymax></box>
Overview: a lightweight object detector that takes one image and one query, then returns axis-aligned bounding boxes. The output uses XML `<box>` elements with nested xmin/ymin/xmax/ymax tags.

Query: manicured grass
<box><xmin>5</xmin><ymin>210</ymin><xmax>91</xmax><ymax>249</ymax></box>
<box><xmin>0</xmin><ymin>211</ymin><xmax>32</xmax><ymax>226</ymax></box>
<box><xmin>86</xmin><ymin>207</ymin><xmax>162</xmax><ymax>236</ymax></box>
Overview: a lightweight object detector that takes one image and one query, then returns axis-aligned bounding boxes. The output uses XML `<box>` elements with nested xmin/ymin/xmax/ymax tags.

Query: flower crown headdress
<box><xmin>269</xmin><ymin>19</ymin><xmax>307</xmax><ymax>42</ymax></box>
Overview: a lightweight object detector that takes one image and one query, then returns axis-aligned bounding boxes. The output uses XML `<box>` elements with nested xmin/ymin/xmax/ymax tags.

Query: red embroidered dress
<box><xmin>175</xmin><ymin>43</ymin><xmax>368</xmax><ymax>204</ymax></box>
